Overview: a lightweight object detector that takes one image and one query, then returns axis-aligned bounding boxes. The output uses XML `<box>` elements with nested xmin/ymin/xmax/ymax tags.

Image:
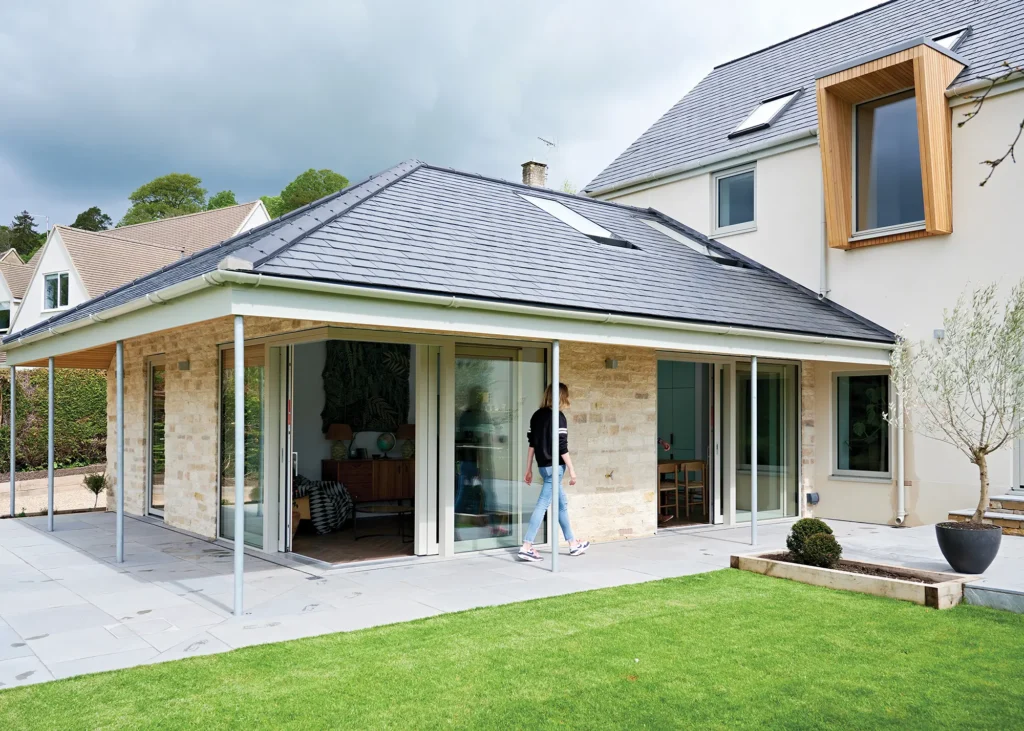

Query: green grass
<box><xmin>2</xmin><ymin>570</ymin><xmax>1022</xmax><ymax>730</ymax></box>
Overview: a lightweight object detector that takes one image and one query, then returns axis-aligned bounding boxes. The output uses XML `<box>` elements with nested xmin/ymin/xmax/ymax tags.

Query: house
<box><xmin>1</xmin><ymin>160</ymin><xmax>895</xmax><ymax>605</ymax></box>
<box><xmin>585</xmin><ymin>0</ymin><xmax>1024</xmax><ymax>526</ymax></box>
<box><xmin>0</xmin><ymin>249</ymin><xmax>33</xmax><ymax>334</ymax></box>
<box><xmin>9</xmin><ymin>201</ymin><xmax>270</xmax><ymax>335</ymax></box>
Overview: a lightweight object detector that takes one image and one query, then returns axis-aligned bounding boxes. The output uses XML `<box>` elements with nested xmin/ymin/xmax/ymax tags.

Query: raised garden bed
<box><xmin>731</xmin><ymin>551</ymin><xmax>973</xmax><ymax>609</ymax></box>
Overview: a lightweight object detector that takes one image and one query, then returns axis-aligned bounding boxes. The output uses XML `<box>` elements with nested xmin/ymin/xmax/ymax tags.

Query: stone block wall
<box><xmin>559</xmin><ymin>342</ymin><xmax>658</xmax><ymax>543</ymax></box>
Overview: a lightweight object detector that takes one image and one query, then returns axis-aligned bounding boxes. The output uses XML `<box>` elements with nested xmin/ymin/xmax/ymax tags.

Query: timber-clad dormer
<box><xmin>816</xmin><ymin>38</ymin><xmax>966</xmax><ymax>250</ymax></box>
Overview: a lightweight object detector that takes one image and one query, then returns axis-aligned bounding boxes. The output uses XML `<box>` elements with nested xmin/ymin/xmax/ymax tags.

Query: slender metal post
<box><xmin>896</xmin><ymin>390</ymin><xmax>906</xmax><ymax>525</ymax></box>
<box><xmin>750</xmin><ymin>356</ymin><xmax>758</xmax><ymax>546</ymax></box>
<box><xmin>9</xmin><ymin>366</ymin><xmax>15</xmax><ymax>518</ymax></box>
<box><xmin>47</xmin><ymin>357</ymin><xmax>54</xmax><ymax>532</ymax></box>
<box><xmin>233</xmin><ymin>315</ymin><xmax>245</xmax><ymax>616</ymax></box>
<box><xmin>116</xmin><ymin>341</ymin><xmax>125</xmax><ymax>563</ymax></box>
<box><xmin>550</xmin><ymin>340</ymin><xmax>560</xmax><ymax>574</ymax></box>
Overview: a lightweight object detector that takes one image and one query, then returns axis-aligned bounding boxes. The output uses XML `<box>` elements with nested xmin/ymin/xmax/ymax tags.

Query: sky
<box><xmin>0</xmin><ymin>0</ymin><xmax>879</xmax><ymax>228</ymax></box>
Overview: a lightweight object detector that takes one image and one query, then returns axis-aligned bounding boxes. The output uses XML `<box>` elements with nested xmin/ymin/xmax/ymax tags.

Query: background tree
<box><xmin>70</xmin><ymin>206</ymin><xmax>112</xmax><ymax>231</ymax></box>
<box><xmin>260</xmin><ymin>195</ymin><xmax>287</xmax><ymax>219</ymax></box>
<box><xmin>888</xmin><ymin>281</ymin><xmax>1024</xmax><ymax>523</ymax></box>
<box><xmin>8</xmin><ymin>211</ymin><xmax>45</xmax><ymax>259</ymax></box>
<box><xmin>278</xmin><ymin>169</ymin><xmax>348</xmax><ymax>214</ymax></box>
<box><xmin>118</xmin><ymin>173</ymin><xmax>207</xmax><ymax>226</ymax></box>
<box><xmin>206</xmin><ymin>190</ymin><xmax>238</xmax><ymax>210</ymax></box>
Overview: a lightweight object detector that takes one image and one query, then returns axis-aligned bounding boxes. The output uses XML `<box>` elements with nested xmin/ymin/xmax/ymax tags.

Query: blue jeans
<box><xmin>523</xmin><ymin>465</ymin><xmax>574</xmax><ymax>544</ymax></box>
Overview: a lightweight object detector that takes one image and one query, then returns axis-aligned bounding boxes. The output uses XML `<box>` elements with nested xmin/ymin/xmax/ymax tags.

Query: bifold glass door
<box><xmin>219</xmin><ymin>345</ymin><xmax>266</xmax><ymax>548</ymax></box>
<box><xmin>736</xmin><ymin>362</ymin><xmax>799</xmax><ymax>521</ymax></box>
<box><xmin>453</xmin><ymin>346</ymin><xmax>546</xmax><ymax>552</ymax></box>
<box><xmin>147</xmin><ymin>358</ymin><xmax>166</xmax><ymax>517</ymax></box>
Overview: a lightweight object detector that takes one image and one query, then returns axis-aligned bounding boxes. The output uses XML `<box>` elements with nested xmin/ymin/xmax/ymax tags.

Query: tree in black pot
<box><xmin>888</xmin><ymin>281</ymin><xmax>1024</xmax><ymax>573</ymax></box>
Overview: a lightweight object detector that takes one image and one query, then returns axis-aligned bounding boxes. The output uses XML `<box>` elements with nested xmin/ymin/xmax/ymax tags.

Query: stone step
<box><xmin>989</xmin><ymin>494</ymin><xmax>1024</xmax><ymax>514</ymax></box>
<box><xmin>947</xmin><ymin>509</ymin><xmax>1024</xmax><ymax>536</ymax></box>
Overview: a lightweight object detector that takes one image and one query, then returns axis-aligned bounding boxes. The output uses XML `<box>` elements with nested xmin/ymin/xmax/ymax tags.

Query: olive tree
<box><xmin>888</xmin><ymin>281</ymin><xmax>1024</xmax><ymax>523</ymax></box>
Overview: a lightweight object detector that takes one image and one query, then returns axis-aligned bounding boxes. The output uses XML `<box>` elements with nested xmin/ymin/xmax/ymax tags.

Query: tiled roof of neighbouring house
<box><xmin>4</xmin><ymin>161</ymin><xmax>894</xmax><ymax>345</ymax></box>
<box><xmin>585</xmin><ymin>0</ymin><xmax>1024</xmax><ymax>194</ymax></box>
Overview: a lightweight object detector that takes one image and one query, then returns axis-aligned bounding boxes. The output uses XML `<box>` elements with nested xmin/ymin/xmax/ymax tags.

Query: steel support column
<box><xmin>47</xmin><ymin>357</ymin><xmax>54</xmax><ymax>532</ymax></box>
<box><xmin>750</xmin><ymin>355</ymin><xmax>758</xmax><ymax>546</ymax></box>
<box><xmin>550</xmin><ymin>339</ymin><xmax>560</xmax><ymax>574</ymax></box>
<box><xmin>116</xmin><ymin>341</ymin><xmax>125</xmax><ymax>563</ymax></box>
<box><xmin>233</xmin><ymin>315</ymin><xmax>245</xmax><ymax>616</ymax></box>
<box><xmin>8</xmin><ymin>366</ymin><xmax>14</xmax><ymax>518</ymax></box>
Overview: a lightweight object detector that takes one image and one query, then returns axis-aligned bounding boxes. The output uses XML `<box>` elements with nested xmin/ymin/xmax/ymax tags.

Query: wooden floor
<box><xmin>292</xmin><ymin>515</ymin><xmax>413</xmax><ymax>564</ymax></box>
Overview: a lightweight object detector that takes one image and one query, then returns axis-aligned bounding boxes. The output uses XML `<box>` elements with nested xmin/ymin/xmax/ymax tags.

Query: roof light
<box><xmin>520</xmin><ymin>195</ymin><xmax>612</xmax><ymax>238</ymax></box>
<box><xmin>641</xmin><ymin>219</ymin><xmax>734</xmax><ymax>262</ymax></box>
<box><xmin>729</xmin><ymin>90</ymin><xmax>801</xmax><ymax>138</ymax></box>
<box><xmin>933</xmin><ymin>29</ymin><xmax>967</xmax><ymax>51</ymax></box>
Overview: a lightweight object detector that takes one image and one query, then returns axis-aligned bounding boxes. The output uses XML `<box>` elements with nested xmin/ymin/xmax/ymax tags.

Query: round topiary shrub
<box><xmin>786</xmin><ymin>518</ymin><xmax>833</xmax><ymax>556</ymax></box>
<box><xmin>799</xmin><ymin>532</ymin><xmax>843</xmax><ymax>568</ymax></box>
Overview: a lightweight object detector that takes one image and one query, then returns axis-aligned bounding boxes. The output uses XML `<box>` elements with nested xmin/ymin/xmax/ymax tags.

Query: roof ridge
<box><xmin>56</xmin><ymin>225</ymin><xmax>185</xmax><ymax>254</ymax></box>
<box><xmin>106</xmin><ymin>201</ymin><xmax>259</xmax><ymax>232</ymax></box>
<box><xmin>644</xmin><ymin>210</ymin><xmax>895</xmax><ymax>341</ymax></box>
<box><xmin>713</xmin><ymin>0</ymin><xmax>898</xmax><ymax>70</ymax></box>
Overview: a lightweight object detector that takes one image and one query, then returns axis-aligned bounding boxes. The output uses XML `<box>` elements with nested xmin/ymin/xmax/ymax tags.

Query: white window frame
<box><xmin>850</xmin><ymin>88</ymin><xmax>926</xmax><ymax>240</ymax></box>
<box><xmin>831</xmin><ymin>369</ymin><xmax>893</xmax><ymax>480</ymax></box>
<box><xmin>711</xmin><ymin>164</ymin><xmax>757</xmax><ymax>237</ymax></box>
<box><xmin>42</xmin><ymin>271</ymin><xmax>70</xmax><ymax>312</ymax></box>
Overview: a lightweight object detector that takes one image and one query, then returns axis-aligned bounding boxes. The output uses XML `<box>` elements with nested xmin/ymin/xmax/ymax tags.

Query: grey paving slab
<box><xmin>3</xmin><ymin>512</ymin><xmax>1022</xmax><ymax>687</ymax></box>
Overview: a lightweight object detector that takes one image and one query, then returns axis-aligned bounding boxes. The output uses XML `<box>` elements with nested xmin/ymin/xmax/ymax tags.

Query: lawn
<box><xmin>1</xmin><ymin>569</ymin><xmax>1022</xmax><ymax>729</ymax></box>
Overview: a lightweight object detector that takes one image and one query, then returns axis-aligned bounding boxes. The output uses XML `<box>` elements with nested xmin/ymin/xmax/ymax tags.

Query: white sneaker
<box><xmin>569</xmin><ymin>541</ymin><xmax>590</xmax><ymax>556</ymax></box>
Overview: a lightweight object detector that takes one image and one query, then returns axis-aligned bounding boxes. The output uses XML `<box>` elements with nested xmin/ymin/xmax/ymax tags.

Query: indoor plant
<box><xmin>888</xmin><ymin>282</ymin><xmax>1024</xmax><ymax>573</ymax></box>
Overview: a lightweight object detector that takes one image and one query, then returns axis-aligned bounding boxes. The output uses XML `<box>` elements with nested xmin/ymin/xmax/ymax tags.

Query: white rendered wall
<box><xmin>11</xmin><ymin>231</ymin><xmax>90</xmax><ymax>335</ymax></box>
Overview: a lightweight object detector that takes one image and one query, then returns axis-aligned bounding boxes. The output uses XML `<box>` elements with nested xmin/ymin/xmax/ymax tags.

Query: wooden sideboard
<box><xmin>322</xmin><ymin>458</ymin><xmax>414</xmax><ymax>503</ymax></box>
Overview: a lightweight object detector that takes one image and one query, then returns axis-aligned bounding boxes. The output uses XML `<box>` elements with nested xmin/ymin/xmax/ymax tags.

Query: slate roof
<box><xmin>102</xmin><ymin>202</ymin><xmax>263</xmax><ymax>254</ymax></box>
<box><xmin>585</xmin><ymin>0</ymin><xmax>1024</xmax><ymax>194</ymax></box>
<box><xmin>4</xmin><ymin>161</ymin><xmax>894</xmax><ymax>346</ymax></box>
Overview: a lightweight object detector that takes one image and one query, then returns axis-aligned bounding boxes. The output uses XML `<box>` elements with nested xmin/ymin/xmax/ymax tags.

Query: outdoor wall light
<box><xmin>806</xmin><ymin>492</ymin><xmax>820</xmax><ymax>505</ymax></box>
<box><xmin>177</xmin><ymin>360</ymin><xmax>190</xmax><ymax>371</ymax></box>
<box><xmin>605</xmin><ymin>358</ymin><xmax>619</xmax><ymax>369</ymax></box>
<box><xmin>933</xmin><ymin>329</ymin><xmax>945</xmax><ymax>340</ymax></box>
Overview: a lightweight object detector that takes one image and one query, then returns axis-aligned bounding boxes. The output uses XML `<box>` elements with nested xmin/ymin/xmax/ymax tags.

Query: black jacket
<box><xmin>528</xmin><ymin>409</ymin><xmax>568</xmax><ymax>468</ymax></box>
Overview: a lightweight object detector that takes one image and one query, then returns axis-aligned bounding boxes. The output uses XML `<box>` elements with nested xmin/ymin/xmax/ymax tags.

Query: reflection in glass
<box><xmin>837</xmin><ymin>374</ymin><xmax>889</xmax><ymax>474</ymax></box>
<box><xmin>856</xmin><ymin>90</ymin><xmax>924</xmax><ymax>231</ymax></box>
<box><xmin>736</xmin><ymin>363</ymin><xmax>798</xmax><ymax>521</ymax></box>
<box><xmin>220</xmin><ymin>349</ymin><xmax>265</xmax><ymax>548</ymax></box>
<box><xmin>454</xmin><ymin>349</ymin><xmax>545</xmax><ymax>552</ymax></box>
<box><xmin>717</xmin><ymin>171</ymin><xmax>754</xmax><ymax>228</ymax></box>
<box><xmin>148</xmin><ymin>363</ymin><xmax>166</xmax><ymax>514</ymax></box>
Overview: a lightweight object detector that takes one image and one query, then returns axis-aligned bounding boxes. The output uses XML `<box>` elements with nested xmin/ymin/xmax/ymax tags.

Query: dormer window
<box><xmin>729</xmin><ymin>90</ymin><xmax>801</xmax><ymax>138</ymax></box>
<box><xmin>933</xmin><ymin>29</ymin><xmax>967</xmax><ymax>51</ymax></box>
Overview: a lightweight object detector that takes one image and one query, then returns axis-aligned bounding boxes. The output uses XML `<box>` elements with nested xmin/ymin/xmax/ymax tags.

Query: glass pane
<box><xmin>856</xmin><ymin>90</ymin><xmax>924</xmax><ymax>231</ymax></box>
<box><xmin>453</xmin><ymin>348</ymin><xmax>545</xmax><ymax>552</ymax></box>
<box><xmin>837</xmin><ymin>374</ymin><xmax>889</xmax><ymax>473</ymax></box>
<box><xmin>0</xmin><ymin>304</ymin><xmax>9</xmax><ymax>331</ymax></box>
<box><xmin>59</xmin><ymin>273</ymin><xmax>69</xmax><ymax>307</ymax></box>
<box><xmin>220</xmin><ymin>352</ymin><xmax>265</xmax><ymax>548</ymax></box>
<box><xmin>149</xmin><ymin>364</ymin><xmax>166</xmax><ymax>513</ymax></box>
<box><xmin>736</xmin><ymin>363</ymin><xmax>798</xmax><ymax>521</ymax></box>
<box><xmin>44</xmin><ymin>276</ymin><xmax>58</xmax><ymax>309</ymax></box>
<box><xmin>718</xmin><ymin>171</ymin><xmax>754</xmax><ymax>228</ymax></box>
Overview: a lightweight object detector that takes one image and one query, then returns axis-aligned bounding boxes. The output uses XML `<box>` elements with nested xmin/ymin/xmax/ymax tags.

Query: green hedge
<box><xmin>0</xmin><ymin>368</ymin><xmax>107</xmax><ymax>472</ymax></box>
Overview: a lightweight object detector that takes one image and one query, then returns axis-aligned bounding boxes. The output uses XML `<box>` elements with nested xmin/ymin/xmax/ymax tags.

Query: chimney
<box><xmin>521</xmin><ymin>161</ymin><xmax>548</xmax><ymax>188</ymax></box>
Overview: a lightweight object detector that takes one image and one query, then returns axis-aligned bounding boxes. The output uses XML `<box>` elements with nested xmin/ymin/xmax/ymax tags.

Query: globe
<box><xmin>376</xmin><ymin>432</ymin><xmax>397</xmax><ymax>454</ymax></box>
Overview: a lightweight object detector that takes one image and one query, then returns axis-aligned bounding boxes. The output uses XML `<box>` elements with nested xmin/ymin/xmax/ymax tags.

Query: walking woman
<box><xmin>518</xmin><ymin>382</ymin><xmax>589</xmax><ymax>562</ymax></box>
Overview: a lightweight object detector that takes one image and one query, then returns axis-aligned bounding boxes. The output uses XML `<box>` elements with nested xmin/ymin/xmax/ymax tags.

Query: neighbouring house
<box><xmin>9</xmin><ymin>201</ymin><xmax>270</xmax><ymax>335</ymax></box>
<box><xmin>585</xmin><ymin>0</ymin><xmax>1024</xmax><ymax>526</ymax></box>
<box><xmin>1</xmin><ymin>160</ymin><xmax>895</xmax><ymax>571</ymax></box>
<box><xmin>0</xmin><ymin>248</ymin><xmax>33</xmax><ymax>335</ymax></box>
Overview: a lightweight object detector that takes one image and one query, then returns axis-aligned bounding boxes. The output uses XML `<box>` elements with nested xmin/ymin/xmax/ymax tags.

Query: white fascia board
<box><xmin>228</xmin><ymin>280</ymin><xmax>891</xmax><ymax>366</ymax></box>
<box><xmin>3</xmin><ymin>286</ymin><xmax>234</xmax><ymax>366</ymax></box>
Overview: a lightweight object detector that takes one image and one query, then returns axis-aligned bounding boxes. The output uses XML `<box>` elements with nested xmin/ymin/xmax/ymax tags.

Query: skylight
<box><xmin>933</xmin><ymin>29</ymin><xmax>967</xmax><ymax>51</ymax></box>
<box><xmin>641</xmin><ymin>219</ymin><xmax>734</xmax><ymax>263</ymax></box>
<box><xmin>729</xmin><ymin>90</ymin><xmax>801</xmax><ymax>138</ymax></box>
<box><xmin>520</xmin><ymin>195</ymin><xmax>612</xmax><ymax>238</ymax></box>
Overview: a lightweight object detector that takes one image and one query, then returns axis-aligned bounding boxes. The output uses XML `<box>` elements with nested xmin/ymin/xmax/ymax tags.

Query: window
<box><xmin>854</xmin><ymin>90</ymin><xmax>925</xmax><ymax>233</ymax></box>
<box><xmin>933</xmin><ymin>29</ymin><xmax>967</xmax><ymax>51</ymax></box>
<box><xmin>44</xmin><ymin>272</ymin><xmax>69</xmax><ymax>310</ymax></box>
<box><xmin>835</xmin><ymin>373</ymin><xmax>890</xmax><ymax>476</ymax></box>
<box><xmin>0</xmin><ymin>302</ymin><xmax>9</xmax><ymax>332</ymax></box>
<box><xmin>730</xmin><ymin>90</ymin><xmax>801</xmax><ymax>138</ymax></box>
<box><xmin>520</xmin><ymin>194</ymin><xmax>637</xmax><ymax>248</ymax></box>
<box><xmin>713</xmin><ymin>166</ymin><xmax>755</xmax><ymax>234</ymax></box>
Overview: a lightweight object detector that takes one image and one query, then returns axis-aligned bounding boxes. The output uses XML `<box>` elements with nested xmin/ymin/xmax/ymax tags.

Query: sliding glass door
<box><xmin>219</xmin><ymin>345</ymin><xmax>266</xmax><ymax>548</ymax></box>
<box><xmin>453</xmin><ymin>345</ymin><xmax>546</xmax><ymax>552</ymax></box>
<box><xmin>735</xmin><ymin>362</ymin><xmax>799</xmax><ymax>522</ymax></box>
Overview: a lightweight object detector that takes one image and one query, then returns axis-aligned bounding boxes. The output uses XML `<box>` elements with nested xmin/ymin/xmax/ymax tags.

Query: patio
<box><xmin>1</xmin><ymin>512</ymin><xmax>1021</xmax><ymax>689</ymax></box>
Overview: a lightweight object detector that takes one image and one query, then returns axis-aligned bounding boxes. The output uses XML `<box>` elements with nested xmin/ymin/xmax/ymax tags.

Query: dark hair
<box><xmin>541</xmin><ymin>382</ymin><xmax>570</xmax><ymax>409</ymax></box>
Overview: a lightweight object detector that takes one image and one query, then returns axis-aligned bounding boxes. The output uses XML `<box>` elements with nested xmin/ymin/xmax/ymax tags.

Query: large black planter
<box><xmin>935</xmin><ymin>521</ymin><xmax>1002</xmax><ymax>574</ymax></box>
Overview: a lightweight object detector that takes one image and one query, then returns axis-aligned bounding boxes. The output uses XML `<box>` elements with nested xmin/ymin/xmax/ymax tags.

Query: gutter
<box><xmin>4</xmin><ymin>268</ymin><xmax>894</xmax><ymax>355</ymax></box>
<box><xmin>585</xmin><ymin>129</ymin><xmax>819</xmax><ymax>198</ymax></box>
